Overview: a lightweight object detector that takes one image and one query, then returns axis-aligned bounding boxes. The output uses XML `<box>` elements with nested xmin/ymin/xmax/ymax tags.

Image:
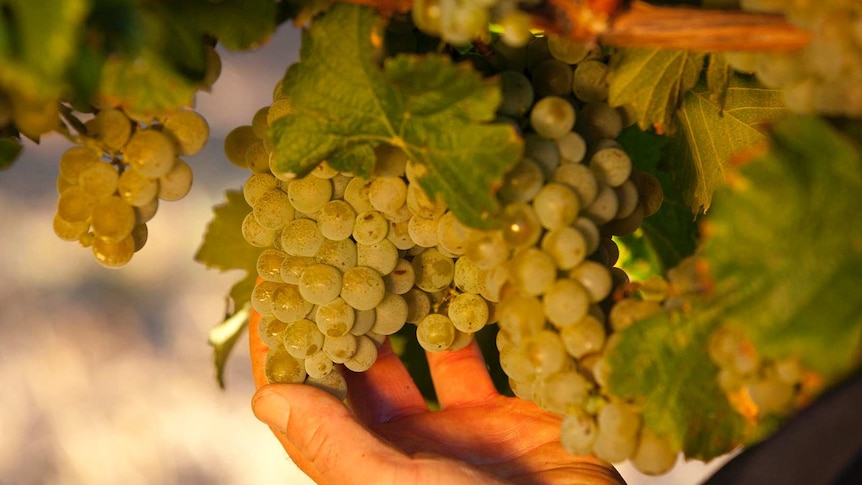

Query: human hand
<box><xmin>249</xmin><ymin>309</ymin><xmax>625</xmax><ymax>485</ymax></box>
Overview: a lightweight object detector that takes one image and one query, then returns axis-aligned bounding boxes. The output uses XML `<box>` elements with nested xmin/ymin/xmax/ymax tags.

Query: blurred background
<box><xmin>0</xmin><ymin>23</ymin><xmax>731</xmax><ymax>485</ymax></box>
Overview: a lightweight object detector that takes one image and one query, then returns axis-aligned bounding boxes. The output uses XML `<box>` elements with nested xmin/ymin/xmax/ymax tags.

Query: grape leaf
<box><xmin>170</xmin><ymin>0</ymin><xmax>278</xmax><ymax>51</ymax></box>
<box><xmin>608</xmin><ymin>48</ymin><xmax>705</xmax><ymax>133</ymax></box>
<box><xmin>703</xmin><ymin>117</ymin><xmax>862</xmax><ymax>377</ymax></box>
<box><xmin>616</xmin><ymin>126</ymin><xmax>698</xmax><ymax>272</ymax></box>
<box><xmin>608</xmin><ymin>116</ymin><xmax>862</xmax><ymax>459</ymax></box>
<box><xmin>0</xmin><ymin>0</ymin><xmax>88</xmax><ymax>99</ymax></box>
<box><xmin>99</xmin><ymin>48</ymin><xmax>199</xmax><ymax>119</ymax></box>
<box><xmin>269</xmin><ymin>4</ymin><xmax>522</xmax><ymax>229</ymax></box>
<box><xmin>706</xmin><ymin>54</ymin><xmax>730</xmax><ymax>106</ymax></box>
<box><xmin>670</xmin><ymin>75</ymin><xmax>789</xmax><ymax>213</ymax></box>
<box><xmin>0</xmin><ymin>137</ymin><xmax>23</xmax><ymax>170</ymax></box>
<box><xmin>195</xmin><ymin>190</ymin><xmax>263</xmax><ymax>386</ymax></box>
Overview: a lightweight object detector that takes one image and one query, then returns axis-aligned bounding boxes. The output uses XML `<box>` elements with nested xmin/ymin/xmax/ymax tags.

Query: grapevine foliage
<box><xmin>269</xmin><ymin>5</ymin><xmax>522</xmax><ymax>228</ymax></box>
<box><xmin>608</xmin><ymin>116</ymin><xmax>862</xmax><ymax>458</ymax></box>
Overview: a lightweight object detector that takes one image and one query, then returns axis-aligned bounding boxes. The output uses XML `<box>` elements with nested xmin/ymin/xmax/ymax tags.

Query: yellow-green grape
<box><xmin>547</xmin><ymin>34</ymin><xmax>592</xmax><ymax>64</ymax></box>
<box><xmin>158</xmin><ymin>158</ymin><xmax>193</xmax><ymax>201</ymax></box>
<box><xmin>78</xmin><ymin>161</ymin><xmax>119</xmax><ymax>199</ymax></box>
<box><xmin>251</xmin><ymin>106</ymin><xmax>270</xmax><ymax>139</ymax></box>
<box><xmin>52</xmin><ymin>213</ymin><xmax>89</xmax><ymax>241</ymax></box>
<box><xmin>134</xmin><ymin>197</ymin><xmax>159</xmax><ymax>224</ymax></box>
<box><xmin>245</xmin><ymin>140</ymin><xmax>271</xmax><ymax>173</ymax></box>
<box><xmin>117</xmin><ymin>167</ymin><xmax>158</xmax><ymax>207</ymax></box>
<box><xmin>265</xmin><ymin>349</ymin><xmax>308</xmax><ymax>384</ymax></box>
<box><xmin>92</xmin><ymin>234</ymin><xmax>135</xmax><ymax>268</ymax></box>
<box><xmin>92</xmin><ymin>195</ymin><xmax>136</xmax><ymax>242</ymax></box>
<box><xmin>267</xmin><ymin>97</ymin><xmax>293</xmax><ymax>124</ymax></box>
<box><xmin>12</xmin><ymin>97</ymin><xmax>59</xmax><ymax>138</ymax></box>
<box><xmin>201</xmin><ymin>45</ymin><xmax>222</xmax><ymax>89</ymax></box>
<box><xmin>306</xmin><ymin>370</ymin><xmax>348</xmax><ymax>401</ymax></box>
<box><xmin>57</xmin><ymin>186</ymin><xmax>95</xmax><ymax>223</ymax></box>
<box><xmin>59</xmin><ymin>147</ymin><xmax>99</xmax><ymax>184</ymax></box>
<box><xmin>131</xmin><ymin>223</ymin><xmax>148</xmax><ymax>252</ymax></box>
<box><xmin>411</xmin><ymin>0</ymin><xmax>442</xmax><ymax>36</ymax></box>
<box><xmin>88</xmin><ymin>108</ymin><xmax>132</xmax><ymax>152</ymax></box>
<box><xmin>417</xmin><ymin>313</ymin><xmax>456</xmax><ymax>351</ymax></box>
<box><xmin>224</xmin><ymin>125</ymin><xmax>257</xmax><ymax>168</ymax></box>
<box><xmin>162</xmin><ymin>110</ymin><xmax>209</xmax><ymax>156</ymax></box>
<box><xmin>124</xmin><ymin>130</ymin><xmax>177</xmax><ymax>178</ymax></box>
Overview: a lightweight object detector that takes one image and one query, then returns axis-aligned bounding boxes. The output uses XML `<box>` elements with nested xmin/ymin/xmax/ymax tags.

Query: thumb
<box><xmin>252</xmin><ymin>383</ymin><xmax>404</xmax><ymax>483</ymax></box>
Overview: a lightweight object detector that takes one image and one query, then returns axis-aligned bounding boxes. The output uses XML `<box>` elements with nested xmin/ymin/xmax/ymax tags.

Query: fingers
<box><xmin>426</xmin><ymin>339</ymin><xmax>498</xmax><ymax>409</ymax></box>
<box><xmin>252</xmin><ymin>384</ymin><xmax>406</xmax><ymax>484</ymax></box>
<box><xmin>345</xmin><ymin>339</ymin><xmax>429</xmax><ymax>426</ymax></box>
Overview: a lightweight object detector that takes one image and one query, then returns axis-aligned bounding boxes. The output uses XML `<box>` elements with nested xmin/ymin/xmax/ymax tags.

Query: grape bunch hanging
<box><xmin>53</xmin><ymin>107</ymin><xmax>209</xmax><ymax>268</ymax></box>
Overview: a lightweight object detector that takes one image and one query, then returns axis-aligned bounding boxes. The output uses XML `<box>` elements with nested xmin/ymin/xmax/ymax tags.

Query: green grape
<box><xmin>498</xmin><ymin>159</ymin><xmax>545</xmax><ymax>204</ymax></box>
<box><xmin>411</xmin><ymin>248</ymin><xmax>455</xmax><ymax>292</ymax></box>
<box><xmin>162</xmin><ymin>110</ymin><xmax>209</xmax><ymax>156</ymax></box>
<box><xmin>541</xmin><ymin>226</ymin><xmax>587</xmax><ymax>270</ymax></box>
<box><xmin>357</xmin><ymin>239</ymin><xmax>399</xmax><ymax>275</ymax></box>
<box><xmin>453</xmin><ymin>256</ymin><xmax>482</xmax><ymax>294</ymax></box>
<box><xmin>510</xmin><ymin>247</ymin><xmax>556</xmax><ymax>296</ymax></box>
<box><xmin>447</xmin><ymin>293</ymin><xmax>488</xmax><ymax>333</ymax></box>
<box><xmin>560</xmin><ymin>315</ymin><xmax>606</xmax><ymax>357</ymax></box>
<box><xmin>272</xmin><ymin>284</ymin><xmax>314</xmax><ymax>323</ymax></box>
<box><xmin>608</xmin><ymin>299</ymin><xmax>662</xmax><ymax>332</ymax></box>
<box><xmin>124</xmin><ymin>130</ymin><xmax>177</xmax><ymax>178</ymax></box>
<box><xmin>407</xmin><ymin>215</ymin><xmax>439</xmax><ymax>248</ymax></box>
<box><xmin>157</xmin><ymin>157</ymin><xmax>193</xmax><ymax>201</ymax></box>
<box><xmin>387</xmin><ymin>219</ymin><xmax>415</xmax><ymax>250</ymax></box>
<box><xmin>243</xmin><ymin>173</ymin><xmax>278</xmax><ymax>206</ymax></box>
<box><xmin>341</xmin><ymin>266</ymin><xmax>386</xmax><ymax>311</ymax></box>
<box><xmin>530</xmin><ymin>96</ymin><xmax>576</xmax><ymax>140</ymax></box>
<box><xmin>553</xmin><ymin>163</ymin><xmax>598</xmax><ymax>207</ymax></box>
<box><xmin>323</xmin><ymin>333</ymin><xmax>358</xmax><ymax>363</ymax></box>
<box><xmin>383</xmin><ymin>259</ymin><xmax>415</xmax><ymax>295</ymax></box>
<box><xmin>344</xmin><ymin>335</ymin><xmax>379</xmax><ymax>372</ymax></box>
<box><xmin>560</xmin><ymin>409</ymin><xmax>599</xmax><ymax>455</ymax></box>
<box><xmin>631</xmin><ymin>429</ymin><xmax>679</xmax><ymax>475</ymax></box>
<box><xmin>92</xmin><ymin>234</ymin><xmax>135</xmax><ymax>268</ymax></box>
<box><xmin>306</xmin><ymin>369</ymin><xmax>348</xmax><ymax>401</ymax></box>
<box><xmin>632</xmin><ymin>171</ymin><xmax>664</xmax><ymax>217</ymax></box>
<box><xmin>556</xmin><ymin>132</ymin><xmax>587</xmax><ymax>164</ymax></box>
<box><xmin>406</xmin><ymin>183</ymin><xmax>447</xmax><ymax>220</ymax></box>
<box><xmin>524</xmin><ymin>135</ymin><xmax>561</xmax><ymax>177</ymax></box>
<box><xmin>257</xmin><ymin>249</ymin><xmax>287</xmax><ymax>282</ymax></box>
<box><xmin>352</xmin><ymin>210</ymin><xmax>389</xmax><ymax>245</ymax></box>
<box><xmin>532</xmin><ymin>182</ymin><xmax>580</xmax><ymax>230</ymax></box>
<box><xmin>368</xmin><ymin>176</ymin><xmax>407</xmax><ymax>215</ymax></box>
<box><xmin>265</xmin><ymin>349</ymin><xmax>307</xmax><ymax>384</ymax></box>
<box><xmin>573</xmin><ymin>60</ymin><xmax>610</xmax><ymax>103</ymax></box>
<box><xmin>131</xmin><ymin>223</ymin><xmax>148</xmax><ymax>252</ymax></box>
<box><xmin>315</xmin><ymin>238</ymin><xmax>358</xmax><ymax>272</ymax></box>
<box><xmin>117</xmin><ymin>167</ymin><xmax>158</xmax><ymax>207</ymax></box>
<box><xmin>501</xmin><ymin>202</ymin><xmax>542</xmax><ymax>249</ymax></box>
<box><xmin>574</xmin><ymin>217</ymin><xmax>600</xmax><ymax>254</ymax></box>
<box><xmin>522</xmin><ymin>330</ymin><xmax>568</xmax><ymax>375</ymax></box>
<box><xmin>350</xmin><ymin>308</ymin><xmax>378</xmax><ymax>336</ymax></box>
<box><xmin>134</xmin><ymin>197</ymin><xmax>159</xmax><ymax>224</ymax></box>
<box><xmin>92</xmin><ymin>195</ymin><xmax>135</xmax><ymax>242</ymax></box>
<box><xmin>253</xmin><ymin>188</ymin><xmax>294</xmax><ymax>230</ymax></box>
<box><xmin>202</xmin><ymin>45</ymin><xmax>222</xmax><ymax>89</ymax></box>
<box><xmin>417</xmin><ymin>313</ymin><xmax>456</xmax><ymax>351</ymax></box>
<box><xmin>532</xmin><ymin>59</ymin><xmax>574</xmax><ymax>98</ymax></box>
<box><xmin>497</xmin><ymin>293</ymin><xmax>545</xmax><ymax>341</ymax></box>
<box><xmin>583</xmin><ymin>183</ymin><xmax>619</xmax><ymax>225</ymax></box>
<box><xmin>224</xmin><ymin>125</ymin><xmax>258</xmax><ymax>168</ymax></box>
<box><xmin>281</xmin><ymin>218</ymin><xmax>324</xmax><ymax>257</ymax></box>
<box><xmin>251</xmin><ymin>106</ymin><xmax>270</xmax><ymax>139</ymax></box>
<box><xmin>613</xmin><ymin>180</ymin><xmax>639</xmax><ymax>220</ymax></box>
<box><xmin>570</xmin><ymin>260</ymin><xmax>613</xmax><ymax>303</ymax></box>
<box><xmin>78</xmin><ymin>161</ymin><xmax>119</xmax><ymax>199</ymax></box>
<box><xmin>370</xmin><ymin>292</ymin><xmax>408</xmax><ymax>335</ymax></box>
<box><xmin>466</xmin><ymin>229</ymin><xmax>509</xmax><ymax>270</ymax></box>
<box><xmin>577</xmin><ymin>103</ymin><xmax>623</xmax><ymax>141</ymax></box>
<box><xmin>344</xmin><ymin>177</ymin><xmax>375</xmax><ymax>214</ymax></box>
<box><xmin>593</xmin><ymin>402</ymin><xmax>641</xmax><ymax>463</ymax></box>
<box><xmin>288</xmin><ymin>175</ymin><xmax>332</xmax><ymax>213</ymax></box>
<box><xmin>57</xmin><ymin>186</ymin><xmax>95</xmax><ymax>223</ymax></box>
<box><xmin>436</xmin><ymin>211</ymin><xmax>471</xmax><ymax>256</ymax></box>
<box><xmin>547</xmin><ymin>35</ymin><xmax>592</xmax><ymax>64</ymax></box>
<box><xmin>89</xmin><ymin>108</ymin><xmax>132</xmax><ymax>152</ymax></box>
<box><xmin>298</xmin><ymin>263</ymin><xmax>342</xmax><ymax>305</ymax></box>
<box><xmin>498</xmin><ymin>10</ymin><xmax>532</xmax><ymax>48</ymax></box>
<box><xmin>411</xmin><ymin>0</ymin><xmax>442</xmax><ymax>36</ymax></box>
<box><xmin>315</xmin><ymin>297</ymin><xmax>356</xmax><ymax>337</ymax></box>
<box><xmin>304</xmin><ymin>350</ymin><xmax>334</xmax><ymax>379</ymax></box>
<box><xmin>498</xmin><ymin>71</ymin><xmax>534</xmax><ymax>117</ymax></box>
<box><xmin>404</xmin><ymin>288</ymin><xmax>431</xmax><ymax>324</ymax></box>
<box><xmin>258</xmin><ymin>316</ymin><xmax>287</xmax><ymax>350</ymax></box>
<box><xmin>59</xmin><ymin>147</ymin><xmax>99</xmax><ymax>184</ymax></box>
<box><xmin>53</xmin><ymin>213</ymin><xmax>89</xmax><ymax>241</ymax></box>
<box><xmin>283</xmin><ymin>318</ymin><xmax>325</xmax><ymax>359</ymax></box>
<box><xmin>537</xmin><ymin>371</ymin><xmax>593</xmax><ymax>415</ymax></box>
<box><xmin>243</xmin><ymin>141</ymin><xmax>270</xmax><ymax>174</ymax></box>
<box><xmin>589</xmin><ymin>147</ymin><xmax>632</xmax><ymax>188</ymax></box>
<box><xmin>317</xmin><ymin>200</ymin><xmax>356</xmax><ymax>241</ymax></box>
<box><xmin>543</xmin><ymin>278</ymin><xmax>591</xmax><ymax>327</ymax></box>
<box><xmin>242</xmin><ymin>212</ymin><xmax>277</xmax><ymax>248</ymax></box>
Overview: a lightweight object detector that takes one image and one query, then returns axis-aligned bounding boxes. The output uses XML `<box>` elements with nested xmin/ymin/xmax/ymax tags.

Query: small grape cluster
<box><xmin>53</xmin><ymin>108</ymin><xmax>209</xmax><ymax>267</ymax></box>
<box><xmin>729</xmin><ymin>0</ymin><xmax>862</xmax><ymax>116</ymax></box>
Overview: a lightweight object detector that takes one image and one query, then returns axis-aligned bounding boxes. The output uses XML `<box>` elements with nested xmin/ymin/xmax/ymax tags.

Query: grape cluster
<box><xmin>53</xmin><ymin>108</ymin><xmax>209</xmax><ymax>267</ymax></box>
<box><xmin>240</xmin><ymin>29</ymin><xmax>670</xmax><ymax>472</ymax></box>
<box><xmin>729</xmin><ymin>0</ymin><xmax>862</xmax><ymax>116</ymax></box>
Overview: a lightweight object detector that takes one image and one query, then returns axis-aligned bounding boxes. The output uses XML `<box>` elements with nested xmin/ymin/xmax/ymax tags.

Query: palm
<box><xmin>250</xmin><ymin>309</ymin><xmax>622</xmax><ymax>484</ymax></box>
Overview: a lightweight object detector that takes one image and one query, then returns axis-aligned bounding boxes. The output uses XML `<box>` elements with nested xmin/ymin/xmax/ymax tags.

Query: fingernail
<box><xmin>252</xmin><ymin>389</ymin><xmax>290</xmax><ymax>434</ymax></box>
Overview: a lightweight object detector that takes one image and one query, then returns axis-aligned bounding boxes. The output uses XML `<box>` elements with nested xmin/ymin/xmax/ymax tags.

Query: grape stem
<box><xmin>330</xmin><ymin>0</ymin><xmax>810</xmax><ymax>51</ymax></box>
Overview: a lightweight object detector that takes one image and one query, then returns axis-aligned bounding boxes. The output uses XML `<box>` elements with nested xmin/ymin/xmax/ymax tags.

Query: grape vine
<box><xmin>2</xmin><ymin>0</ymin><xmax>861</xmax><ymax>480</ymax></box>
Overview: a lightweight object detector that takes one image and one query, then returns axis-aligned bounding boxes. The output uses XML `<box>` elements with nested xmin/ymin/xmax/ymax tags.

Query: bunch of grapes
<box><xmin>236</xmin><ymin>24</ymin><xmax>678</xmax><ymax>473</ymax></box>
<box><xmin>53</xmin><ymin>107</ymin><xmax>209</xmax><ymax>267</ymax></box>
<box><xmin>729</xmin><ymin>0</ymin><xmax>862</xmax><ymax>116</ymax></box>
